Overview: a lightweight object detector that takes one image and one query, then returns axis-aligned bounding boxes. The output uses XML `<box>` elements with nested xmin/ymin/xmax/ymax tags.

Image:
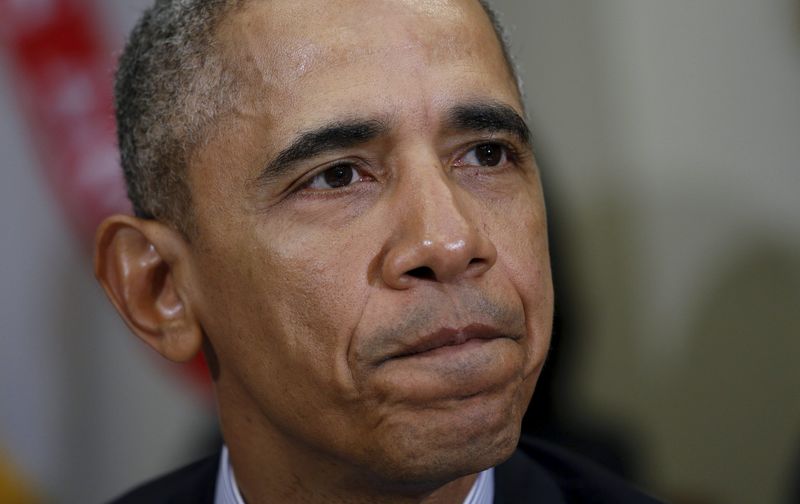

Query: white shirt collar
<box><xmin>214</xmin><ymin>446</ymin><xmax>246</xmax><ymax>504</ymax></box>
<box><xmin>215</xmin><ymin>445</ymin><xmax>495</xmax><ymax>504</ymax></box>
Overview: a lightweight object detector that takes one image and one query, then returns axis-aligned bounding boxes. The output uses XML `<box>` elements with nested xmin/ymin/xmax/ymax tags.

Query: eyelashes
<box><xmin>292</xmin><ymin>140</ymin><xmax>524</xmax><ymax>195</ymax></box>
<box><xmin>304</xmin><ymin>163</ymin><xmax>369</xmax><ymax>190</ymax></box>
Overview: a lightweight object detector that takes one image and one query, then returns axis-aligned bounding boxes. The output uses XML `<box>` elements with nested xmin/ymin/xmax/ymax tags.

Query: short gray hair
<box><xmin>114</xmin><ymin>0</ymin><xmax>519</xmax><ymax>235</ymax></box>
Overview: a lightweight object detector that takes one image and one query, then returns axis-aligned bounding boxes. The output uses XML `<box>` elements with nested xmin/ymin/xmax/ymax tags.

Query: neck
<box><xmin>225</xmin><ymin>434</ymin><xmax>479</xmax><ymax>504</ymax></box>
<box><xmin>217</xmin><ymin>390</ymin><xmax>480</xmax><ymax>504</ymax></box>
<box><xmin>231</xmin><ymin>455</ymin><xmax>478</xmax><ymax>504</ymax></box>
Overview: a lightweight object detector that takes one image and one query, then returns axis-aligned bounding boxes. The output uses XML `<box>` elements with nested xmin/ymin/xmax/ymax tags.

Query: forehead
<box><xmin>190</xmin><ymin>0</ymin><xmax>522</xmax><ymax>201</ymax></box>
<box><xmin>216</xmin><ymin>0</ymin><xmax>516</xmax><ymax>109</ymax></box>
<box><xmin>224</xmin><ymin>0</ymin><xmax>495</xmax><ymax>62</ymax></box>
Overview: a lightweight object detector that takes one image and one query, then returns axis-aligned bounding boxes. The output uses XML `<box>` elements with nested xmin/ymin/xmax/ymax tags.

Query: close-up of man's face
<box><xmin>185</xmin><ymin>0</ymin><xmax>551</xmax><ymax>486</ymax></box>
<box><xmin>98</xmin><ymin>0</ymin><xmax>553</xmax><ymax>498</ymax></box>
<box><xmin>177</xmin><ymin>0</ymin><xmax>553</xmax><ymax>487</ymax></box>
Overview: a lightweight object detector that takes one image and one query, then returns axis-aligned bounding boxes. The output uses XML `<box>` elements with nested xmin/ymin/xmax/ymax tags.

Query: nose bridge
<box><xmin>381</xmin><ymin>153</ymin><xmax>497</xmax><ymax>288</ymax></box>
<box><xmin>407</xmin><ymin>162</ymin><xmax>471</xmax><ymax>242</ymax></box>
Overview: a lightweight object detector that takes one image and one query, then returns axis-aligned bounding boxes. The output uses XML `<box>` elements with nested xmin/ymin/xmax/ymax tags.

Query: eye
<box><xmin>306</xmin><ymin>163</ymin><xmax>363</xmax><ymax>190</ymax></box>
<box><xmin>459</xmin><ymin>142</ymin><xmax>509</xmax><ymax>167</ymax></box>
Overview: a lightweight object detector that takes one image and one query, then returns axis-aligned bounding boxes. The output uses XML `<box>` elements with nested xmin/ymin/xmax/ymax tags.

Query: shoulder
<box><xmin>107</xmin><ymin>452</ymin><xmax>220</xmax><ymax>504</ymax></box>
<box><xmin>494</xmin><ymin>437</ymin><xmax>664</xmax><ymax>503</ymax></box>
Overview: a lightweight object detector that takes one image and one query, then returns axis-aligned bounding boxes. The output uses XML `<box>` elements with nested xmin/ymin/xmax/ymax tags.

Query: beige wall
<box><xmin>492</xmin><ymin>1</ymin><xmax>800</xmax><ymax>502</ymax></box>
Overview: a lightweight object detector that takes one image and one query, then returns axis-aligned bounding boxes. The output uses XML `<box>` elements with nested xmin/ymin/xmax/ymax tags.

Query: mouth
<box><xmin>382</xmin><ymin>323</ymin><xmax>515</xmax><ymax>363</ymax></box>
<box><xmin>368</xmin><ymin>321</ymin><xmax>526</xmax><ymax>402</ymax></box>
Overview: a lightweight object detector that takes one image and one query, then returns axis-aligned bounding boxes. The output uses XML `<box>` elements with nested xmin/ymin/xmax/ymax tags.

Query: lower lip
<box><xmin>399</xmin><ymin>337</ymin><xmax>498</xmax><ymax>360</ymax></box>
<box><xmin>373</xmin><ymin>337</ymin><xmax>521</xmax><ymax>401</ymax></box>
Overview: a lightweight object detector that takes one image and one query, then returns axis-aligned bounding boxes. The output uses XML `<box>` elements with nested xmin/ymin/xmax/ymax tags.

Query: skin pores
<box><xmin>181</xmin><ymin>0</ymin><xmax>553</xmax><ymax>501</ymax></box>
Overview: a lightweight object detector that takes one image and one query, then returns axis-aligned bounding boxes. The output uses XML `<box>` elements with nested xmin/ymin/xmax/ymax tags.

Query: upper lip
<box><xmin>385</xmin><ymin>323</ymin><xmax>510</xmax><ymax>361</ymax></box>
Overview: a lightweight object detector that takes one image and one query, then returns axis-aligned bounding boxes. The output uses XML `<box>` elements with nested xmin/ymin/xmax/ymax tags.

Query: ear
<box><xmin>94</xmin><ymin>215</ymin><xmax>202</xmax><ymax>363</ymax></box>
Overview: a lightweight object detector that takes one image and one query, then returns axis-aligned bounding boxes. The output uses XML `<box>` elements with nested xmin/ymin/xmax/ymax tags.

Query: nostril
<box><xmin>468</xmin><ymin>258</ymin><xmax>488</xmax><ymax>271</ymax></box>
<box><xmin>406</xmin><ymin>266</ymin><xmax>436</xmax><ymax>281</ymax></box>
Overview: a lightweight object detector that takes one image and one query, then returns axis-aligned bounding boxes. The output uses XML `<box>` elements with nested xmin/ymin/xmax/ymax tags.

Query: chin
<box><xmin>366</xmin><ymin>388</ymin><xmax>526</xmax><ymax>487</ymax></box>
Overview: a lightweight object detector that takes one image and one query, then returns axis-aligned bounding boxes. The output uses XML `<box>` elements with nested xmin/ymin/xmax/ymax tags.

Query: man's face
<box><xmin>185</xmin><ymin>0</ymin><xmax>552</xmax><ymax>486</ymax></box>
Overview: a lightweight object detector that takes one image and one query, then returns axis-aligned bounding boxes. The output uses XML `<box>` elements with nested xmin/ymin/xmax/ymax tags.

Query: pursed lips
<box><xmin>380</xmin><ymin>323</ymin><xmax>517</xmax><ymax>364</ymax></box>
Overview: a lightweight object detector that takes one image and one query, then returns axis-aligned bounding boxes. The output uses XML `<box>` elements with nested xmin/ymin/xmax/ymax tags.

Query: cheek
<box><xmin>193</xmin><ymin>228</ymin><xmax>379</xmax><ymax>453</ymax></box>
<box><xmin>488</xmin><ymin>190</ymin><xmax>553</xmax><ymax>365</ymax></box>
<box><xmin>225</xmin><ymin>227</ymin><xmax>373</xmax><ymax>398</ymax></box>
<box><xmin>488</xmin><ymin>182</ymin><xmax>549</xmax><ymax>280</ymax></box>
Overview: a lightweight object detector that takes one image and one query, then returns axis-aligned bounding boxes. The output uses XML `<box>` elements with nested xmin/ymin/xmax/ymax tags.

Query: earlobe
<box><xmin>94</xmin><ymin>215</ymin><xmax>203</xmax><ymax>363</ymax></box>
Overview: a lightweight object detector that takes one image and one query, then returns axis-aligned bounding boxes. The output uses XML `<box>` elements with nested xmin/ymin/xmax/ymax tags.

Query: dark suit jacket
<box><xmin>110</xmin><ymin>438</ymin><xmax>663</xmax><ymax>503</ymax></box>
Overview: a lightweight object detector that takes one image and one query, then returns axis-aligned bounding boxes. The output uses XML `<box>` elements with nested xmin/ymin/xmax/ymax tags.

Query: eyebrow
<box><xmin>446</xmin><ymin>101</ymin><xmax>532</xmax><ymax>146</ymax></box>
<box><xmin>256</xmin><ymin>119</ymin><xmax>388</xmax><ymax>186</ymax></box>
<box><xmin>255</xmin><ymin>101</ymin><xmax>531</xmax><ymax>187</ymax></box>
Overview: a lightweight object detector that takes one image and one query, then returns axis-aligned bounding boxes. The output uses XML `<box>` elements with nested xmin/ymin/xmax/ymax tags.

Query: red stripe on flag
<box><xmin>0</xmin><ymin>0</ymin><xmax>127</xmax><ymax>243</ymax></box>
<box><xmin>0</xmin><ymin>0</ymin><xmax>212</xmax><ymax>394</ymax></box>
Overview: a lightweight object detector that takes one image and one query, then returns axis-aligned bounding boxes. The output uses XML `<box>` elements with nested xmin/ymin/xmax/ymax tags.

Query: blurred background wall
<box><xmin>0</xmin><ymin>2</ymin><xmax>212</xmax><ymax>502</ymax></box>
<box><xmin>1</xmin><ymin>0</ymin><xmax>798</xmax><ymax>503</ymax></box>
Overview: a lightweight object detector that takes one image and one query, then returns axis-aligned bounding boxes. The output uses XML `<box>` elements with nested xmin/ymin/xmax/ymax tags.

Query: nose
<box><xmin>380</xmin><ymin>170</ymin><xmax>498</xmax><ymax>289</ymax></box>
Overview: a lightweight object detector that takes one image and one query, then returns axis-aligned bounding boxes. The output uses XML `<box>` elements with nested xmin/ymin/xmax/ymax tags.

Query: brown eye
<box><xmin>308</xmin><ymin>164</ymin><xmax>358</xmax><ymax>190</ymax></box>
<box><xmin>461</xmin><ymin>142</ymin><xmax>508</xmax><ymax>167</ymax></box>
<box><xmin>475</xmin><ymin>143</ymin><xmax>503</xmax><ymax>166</ymax></box>
<box><xmin>324</xmin><ymin>165</ymin><xmax>354</xmax><ymax>187</ymax></box>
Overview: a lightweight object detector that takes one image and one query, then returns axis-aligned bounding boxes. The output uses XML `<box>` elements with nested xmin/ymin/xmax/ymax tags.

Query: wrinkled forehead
<box><xmin>216</xmin><ymin>0</ymin><xmax>512</xmax><ymax>95</ymax></box>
